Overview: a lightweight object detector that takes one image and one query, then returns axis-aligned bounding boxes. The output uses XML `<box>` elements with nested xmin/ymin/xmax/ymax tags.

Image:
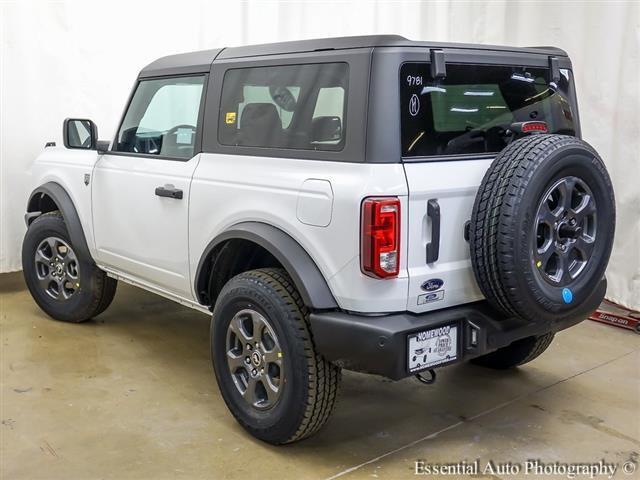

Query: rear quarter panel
<box><xmin>190</xmin><ymin>154</ymin><xmax>410</xmax><ymax>313</ymax></box>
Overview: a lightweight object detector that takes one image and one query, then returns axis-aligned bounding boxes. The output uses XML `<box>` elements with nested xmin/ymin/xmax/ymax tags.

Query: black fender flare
<box><xmin>195</xmin><ymin>222</ymin><xmax>338</xmax><ymax>310</ymax></box>
<box><xmin>26</xmin><ymin>182</ymin><xmax>93</xmax><ymax>262</ymax></box>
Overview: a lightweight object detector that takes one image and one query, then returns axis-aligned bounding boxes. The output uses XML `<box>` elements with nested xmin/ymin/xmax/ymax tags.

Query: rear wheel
<box><xmin>22</xmin><ymin>212</ymin><xmax>117</xmax><ymax>322</ymax></box>
<box><xmin>211</xmin><ymin>268</ymin><xmax>341</xmax><ymax>444</ymax></box>
<box><xmin>471</xmin><ymin>333</ymin><xmax>555</xmax><ymax>369</ymax></box>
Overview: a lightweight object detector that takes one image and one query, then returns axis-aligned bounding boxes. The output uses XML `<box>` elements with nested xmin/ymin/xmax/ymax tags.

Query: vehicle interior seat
<box><xmin>239</xmin><ymin>103</ymin><xmax>283</xmax><ymax>147</ymax></box>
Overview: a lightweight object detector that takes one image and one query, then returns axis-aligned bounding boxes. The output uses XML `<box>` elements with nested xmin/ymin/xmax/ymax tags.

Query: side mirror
<box><xmin>63</xmin><ymin>118</ymin><xmax>97</xmax><ymax>149</ymax></box>
<box><xmin>311</xmin><ymin>116</ymin><xmax>342</xmax><ymax>143</ymax></box>
<box><xmin>96</xmin><ymin>140</ymin><xmax>111</xmax><ymax>153</ymax></box>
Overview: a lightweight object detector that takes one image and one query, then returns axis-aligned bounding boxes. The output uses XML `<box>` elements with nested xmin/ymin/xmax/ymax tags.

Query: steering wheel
<box><xmin>133</xmin><ymin>135</ymin><xmax>161</xmax><ymax>154</ymax></box>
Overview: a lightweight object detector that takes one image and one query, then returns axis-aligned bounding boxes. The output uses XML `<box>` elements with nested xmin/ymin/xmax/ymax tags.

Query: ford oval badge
<box><xmin>421</xmin><ymin>278</ymin><xmax>444</xmax><ymax>292</ymax></box>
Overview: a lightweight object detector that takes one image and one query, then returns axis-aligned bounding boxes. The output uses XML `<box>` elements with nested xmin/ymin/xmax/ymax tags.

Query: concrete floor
<box><xmin>1</xmin><ymin>272</ymin><xmax>639</xmax><ymax>480</ymax></box>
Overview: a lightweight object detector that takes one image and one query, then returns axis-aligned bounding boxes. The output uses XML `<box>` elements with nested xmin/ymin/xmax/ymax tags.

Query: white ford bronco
<box><xmin>23</xmin><ymin>36</ymin><xmax>615</xmax><ymax>444</ymax></box>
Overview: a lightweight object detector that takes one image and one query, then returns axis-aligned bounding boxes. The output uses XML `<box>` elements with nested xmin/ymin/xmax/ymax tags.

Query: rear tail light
<box><xmin>361</xmin><ymin>197</ymin><xmax>400</xmax><ymax>278</ymax></box>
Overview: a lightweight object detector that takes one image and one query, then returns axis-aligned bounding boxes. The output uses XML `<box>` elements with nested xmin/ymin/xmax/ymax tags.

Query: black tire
<box><xmin>22</xmin><ymin>212</ymin><xmax>117</xmax><ymax>322</ymax></box>
<box><xmin>471</xmin><ymin>332</ymin><xmax>555</xmax><ymax>369</ymax></box>
<box><xmin>211</xmin><ymin>268</ymin><xmax>341</xmax><ymax>444</ymax></box>
<box><xmin>470</xmin><ymin>135</ymin><xmax>615</xmax><ymax>323</ymax></box>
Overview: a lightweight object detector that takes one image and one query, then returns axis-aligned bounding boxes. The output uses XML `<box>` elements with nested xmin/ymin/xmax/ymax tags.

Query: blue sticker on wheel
<box><xmin>562</xmin><ymin>288</ymin><xmax>573</xmax><ymax>304</ymax></box>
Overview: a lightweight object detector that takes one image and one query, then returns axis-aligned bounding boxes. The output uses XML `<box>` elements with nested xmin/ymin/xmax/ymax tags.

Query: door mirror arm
<box><xmin>96</xmin><ymin>140</ymin><xmax>111</xmax><ymax>154</ymax></box>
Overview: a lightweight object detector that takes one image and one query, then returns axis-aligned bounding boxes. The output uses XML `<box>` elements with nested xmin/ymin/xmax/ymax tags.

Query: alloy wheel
<box><xmin>225</xmin><ymin>309</ymin><xmax>284</xmax><ymax>410</ymax></box>
<box><xmin>534</xmin><ymin>176</ymin><xmax>597</xmax><ymax>286</ymax></box>
<box><xmin>34</xmin><ymin>236</ymin><xmax>80</xmax><ymax>300</ymax></box>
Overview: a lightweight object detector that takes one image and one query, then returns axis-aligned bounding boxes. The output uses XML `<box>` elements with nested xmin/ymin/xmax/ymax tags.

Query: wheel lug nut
<box><xmin>251</xmin><ymin>369</ymin><xmax>257</xmax><ymax>376</ymax></box>
<box><xmin>245</xmin><ymin>357</ymin><xmax>250</xmax><ymax>364</ymax></box>
<box><xmin>247</xmin><ymin>344</ymin><xmax>252</xmax><ymax>350</ymax></box>
<box><xmin>260</xmin><ymin>368</ymin><xmax>264</xmax><ymax>374</ymax></box>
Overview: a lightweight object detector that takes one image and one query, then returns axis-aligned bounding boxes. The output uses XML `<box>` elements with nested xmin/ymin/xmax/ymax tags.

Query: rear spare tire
<box><xmin>470</xmin><ymin>135</ymin><xmax>615</xmax><ymax>323</ymax></box>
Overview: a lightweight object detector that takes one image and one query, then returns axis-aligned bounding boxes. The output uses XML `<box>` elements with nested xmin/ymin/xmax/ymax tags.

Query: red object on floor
<box><xmin>589</xmin><ymin>300</ymin><xmax>640</xmax><ymax>334</ymax></box>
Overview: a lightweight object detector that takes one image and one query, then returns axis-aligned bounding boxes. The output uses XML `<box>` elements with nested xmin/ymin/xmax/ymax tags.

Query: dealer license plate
<box><xmin>407</xmin><ymin>324</ymin><xmax>458</xmax><ymax>373</ymax></box>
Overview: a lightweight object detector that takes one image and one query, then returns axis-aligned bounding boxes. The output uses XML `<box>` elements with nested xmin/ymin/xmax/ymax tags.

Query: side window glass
<box><xmin>219</xmin><ymin>63</ymin><xmax>348</xmax><ymax>151</ymax></box>
<box><xmin>115</xmin><ymin>76</ymin><xmax>205</xmax><ymax>159</ymax></box>
<box><xmin>239</xmin><ymin>86</ymin><xmax>300</xmax><ymax>129</ymax></box>
<box><xmin>312</xmin><ymin>87</ymin><xmax>345</xmax><ymax>146</ymax></box>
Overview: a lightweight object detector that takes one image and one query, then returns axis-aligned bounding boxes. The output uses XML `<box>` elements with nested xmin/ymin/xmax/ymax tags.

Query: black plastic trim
<box><xmin>155</xmin><ymin>185</ymin><xmax>183</xmax><ymax>199</ymax></box>
<box><xmin>96</xmin><ymin>140</ymin><xmax>110</xmax><ymax>153</ymax></box>
<box><xmin>194</xmin><ymin>222</ymin><xmax>338</xmax><ymax>310</ymax></box>
<box><xmin>103</xmin><ymin>151</ymin><xmax>198</xmax><ymax>162</ymax></box>
<box><xmin>25</xmin><ymin>183</ymin><xmax>93</xmax><ymax>263</ymax></box>
<box><xmin>139</xmin><ymin>48</ymin><xmax>224</xmax><ymax>79</ymax></box>
<box><xmin>310</xmin><ymin>278</ymin><xmax>605</xmax><ymax>380</ymax></box>
<box><xmin>549</xmin><ymin>56</ymin><xmax>560</xmax><ymax>83</ymax></box>
<box><xmin>430</xmin><ymin>49</ymin><xmax>446</xmax><ymax>78</ymax></box>
<box><xmin>138</xmin><ymin>37</ymin><xmax>567</xmax><ymax>77</ymax></box>
<box><xmin>402</xmin><ymin>153</ymin><xmax>496</xmax><ymax>163</ymax></box>
<box><xmin>426</xmin><ymin>199</ymin><xmax>440</xmax><ymax>263</ymax></box>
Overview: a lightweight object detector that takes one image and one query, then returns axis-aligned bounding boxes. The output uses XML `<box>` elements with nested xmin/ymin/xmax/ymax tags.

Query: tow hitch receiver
<box><xmin>415</xmin><ymin>369</ymin><xmax>437</xmax><ymax>385</ymax></box>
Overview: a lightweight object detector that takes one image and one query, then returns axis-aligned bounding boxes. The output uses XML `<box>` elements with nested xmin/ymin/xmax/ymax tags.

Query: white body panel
<box><xmin>91</xmin><ymin>153</ymin><xmax>200</xmax><ymax>298</ymax></box>
<box><xmin>29</xmin><ymin>146</ymin><xmax>489</xmax><ymax>315</ymax></box>
<box><xmin>189</xmin><ymin>154</ymin><xmax>409</xmax><ymax>313</ymax></box>
<box><xmin>29</xmin><ymin>147</ymin><xmax>98</xmax><ymax>255</ymax></box>
<box><xmin>403</xmin><ymin>160</ymin><xmax>489</xmax><ymax>313</ymax></box>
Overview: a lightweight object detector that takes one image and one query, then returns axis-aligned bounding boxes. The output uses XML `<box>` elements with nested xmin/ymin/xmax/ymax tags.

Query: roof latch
<box><xmin>430</xmin><ymin>49</ymin><xmax>446</xmax><ymax>79</ymax></box>
<box><xmin>548</xmin><ymin>56</ymin><xmax>560</xmax><ymax>84</ymax></box>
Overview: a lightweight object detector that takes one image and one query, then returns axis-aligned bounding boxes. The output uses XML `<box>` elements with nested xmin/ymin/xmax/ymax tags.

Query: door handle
<box><xmin>155</xmin><ymin>185</ymin><xmax>183</xmax><ymax>200</ymax></box>
<box><xmin>426</xmin><ymin>199</ymin><xmax>440</xmax><ymax>264</ymax></box>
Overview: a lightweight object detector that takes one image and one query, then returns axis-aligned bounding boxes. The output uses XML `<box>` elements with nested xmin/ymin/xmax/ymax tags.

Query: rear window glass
<box><xmin>400</xmin><ymin>63</ymin><xmax>576</xmax><ymax>157</ymax></box>
<box><xmin>219</xmin><ymin>63</ymin><xmax>348</xmax><ymax>151</ymax></box>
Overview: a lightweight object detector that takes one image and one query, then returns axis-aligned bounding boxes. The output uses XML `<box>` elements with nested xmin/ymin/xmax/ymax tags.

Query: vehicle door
<box><xmin>91</xmin><ymin>75</ymin><xmax>207</xmax><ymax>298</ymax></box>
<box><xmin>400</xmin><ymin>52</ymin><xmax>578</xmax><ymax>313</ymax></box>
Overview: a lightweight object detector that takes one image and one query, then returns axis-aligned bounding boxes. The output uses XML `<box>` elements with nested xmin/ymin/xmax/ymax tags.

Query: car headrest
<box><xmin>240</xmin><ymin>103</ymin><xmax>282</xmax><ymax>147</ymax></box>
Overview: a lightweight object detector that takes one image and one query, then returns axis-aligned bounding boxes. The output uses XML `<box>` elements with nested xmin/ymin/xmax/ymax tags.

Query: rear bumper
<box><xmin>310</xmin><ymin>279</ymin><xmax>606</xmax><ymax>380</ymax></box>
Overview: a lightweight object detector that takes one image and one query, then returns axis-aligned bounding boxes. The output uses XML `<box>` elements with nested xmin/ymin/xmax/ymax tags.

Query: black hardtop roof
<box><xmin>139</xmin><ymin>35</ymin><xmax>568</xmax><ymax>78</ymax></box>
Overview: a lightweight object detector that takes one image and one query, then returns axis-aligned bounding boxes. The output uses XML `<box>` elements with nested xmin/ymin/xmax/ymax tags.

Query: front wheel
<box><xmin>211</xmin><ymin>268</ymin><xmax>341</xmax><ymax>444</ymax></box>
<box><xmin>22</xmin><ymin>211</ymin><xmax>117</xmax><ymax>322</ymax></box>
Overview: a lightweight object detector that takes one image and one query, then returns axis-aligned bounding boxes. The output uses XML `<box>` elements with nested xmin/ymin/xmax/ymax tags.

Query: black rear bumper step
<box><xmin>310</xmin><ymin>279</ymin><xmax>605</xmax><ymax>380</ymax></box>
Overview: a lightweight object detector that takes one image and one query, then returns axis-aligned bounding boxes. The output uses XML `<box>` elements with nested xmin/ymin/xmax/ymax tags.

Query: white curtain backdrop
<box><xmin>1</xmin><ymin>0</ymin><xmax>638</xmax><ymax>309</ymax></box>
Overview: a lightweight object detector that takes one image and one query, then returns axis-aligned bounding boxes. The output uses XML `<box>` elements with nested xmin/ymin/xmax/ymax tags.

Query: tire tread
<box><xmin>470</xmin><ymin>135</ymin><xmax>605</xmax><ymax>320</ymax></box>
<box><xmin>23</xmin><ymin>211</ymin><xmax>117</xmax><ymax>322</ymax></box>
